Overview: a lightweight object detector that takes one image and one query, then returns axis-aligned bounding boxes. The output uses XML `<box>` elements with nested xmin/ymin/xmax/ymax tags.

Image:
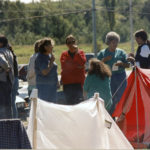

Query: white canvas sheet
<box><xmin>27</xmin><ymin>97</ymin><xmax>133</xmax><ymax>149</ymax></box>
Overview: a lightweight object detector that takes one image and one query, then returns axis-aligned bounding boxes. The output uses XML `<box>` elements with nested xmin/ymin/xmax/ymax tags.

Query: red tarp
<box><xmin>112</xmin><ymin>67</ymin><xmax>150</xmax><ymax>147</ymax></box>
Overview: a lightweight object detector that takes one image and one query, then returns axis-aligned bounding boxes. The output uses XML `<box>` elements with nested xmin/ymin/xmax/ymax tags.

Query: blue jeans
<box><xmin>110</xmin><ymin>71</ymin><xmax>127</xmax><ymax>114</ymax></box>
<box><xmin>37</xmin><ymin>83</ymin><xmax>57</xmax><ymax>103</ymax></box>
<box><xmin>11</xmin><ymin>77</ymin><xmax>19</xmax><ymax>118</ymax></box>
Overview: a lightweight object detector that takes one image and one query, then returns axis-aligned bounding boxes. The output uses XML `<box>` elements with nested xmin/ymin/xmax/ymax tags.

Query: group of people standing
<box><xmin>0</xmin><ymin>29</ymin><xmax>150</xmax><ymax>119</ymax></box>
<box><xmin>27</xmin><ymin>35</ymin><xmax>86</xmax><ymax>105</ymax></box>
<box><xmin>27</xmin><ymin>29</ymin><xmax>150</xmax><ymax>116</ymax></box>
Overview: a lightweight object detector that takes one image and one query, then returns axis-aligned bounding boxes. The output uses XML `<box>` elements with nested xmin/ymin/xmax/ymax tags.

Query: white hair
<box><xmin>105</xmin><ymin>31</ymin><xmax>120</xmax><ymax>45</ymax></box>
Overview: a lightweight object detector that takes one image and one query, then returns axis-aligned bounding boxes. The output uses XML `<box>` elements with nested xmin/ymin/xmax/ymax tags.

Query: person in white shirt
<box><xmin>27</xmin><ymin>40</ymin><xmax>41</xmax><ymax>96</ymax></box>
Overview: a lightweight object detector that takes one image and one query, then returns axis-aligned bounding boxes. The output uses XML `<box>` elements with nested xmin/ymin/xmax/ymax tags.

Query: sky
<box><xmin>10</xmin><ymin>0</ymin><xmax>38</xmax><ymax>3</ymax></box>
<box><xmin>10</xmin><ymin>0</ymin><xmax>60</xmax><ymax>3</ymax></box>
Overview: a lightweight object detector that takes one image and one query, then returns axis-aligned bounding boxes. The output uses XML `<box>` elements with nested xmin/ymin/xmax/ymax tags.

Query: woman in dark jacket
<box><xmin>135</xmin><ymin>29</ymin><xmax>150</xmax><ymax>69</ymax></box>
<box><xmin>128</xmin><ymin>29</ymin><xmax>150</xmax><ymax>69</ymax></box>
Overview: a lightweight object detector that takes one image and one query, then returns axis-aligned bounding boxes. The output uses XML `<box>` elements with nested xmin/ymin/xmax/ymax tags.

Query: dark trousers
<box><xmin>11</xmin><ymin>77</ymin><xmax>19</xmax><ymax>118</ymax></box>
<box><xmin>63</xmin><ymin>83</ymin><xmax>83</xmax><ymax>105</ymax></box>
<box><xmin>109</xmin><ymin>72</ymin><xmax>127</xmax><ymax>115</ymax></box>
<box><xmin>0</xmin><ymin>80</ymin><xmax>12</xmax><ymax>119</ymax></box>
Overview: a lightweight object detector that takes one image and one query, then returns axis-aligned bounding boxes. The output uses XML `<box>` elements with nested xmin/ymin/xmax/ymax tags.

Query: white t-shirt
<box><xmin>140</xmin><ymin>45</ymin><xmax>150</xmax><ymax>58</ymax></box>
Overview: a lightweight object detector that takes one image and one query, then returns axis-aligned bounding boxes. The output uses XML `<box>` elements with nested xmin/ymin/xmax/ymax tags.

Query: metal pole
<box><xmin>129</xmin><ymin>0</ymin><xmax>134</xmax><ymax>53</ymax></box>
<box><xmin>134</xmin><ymin>67</ymin><xmax>139</xmax><ymax>144</ymax></box>
<box><xmin>92</xmin><ymin>0</ymin><xmax>97</xmax><ymax>57</ymax></box>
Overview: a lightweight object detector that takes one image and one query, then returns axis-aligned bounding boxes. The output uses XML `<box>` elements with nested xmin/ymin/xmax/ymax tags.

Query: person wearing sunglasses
<box><xmin>60</xmin><ymin>35</ymin><xmax>86</xmax><ymax>105</ymax></box>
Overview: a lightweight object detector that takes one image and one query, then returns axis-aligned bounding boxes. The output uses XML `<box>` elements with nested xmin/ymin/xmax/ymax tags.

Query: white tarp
<box><xmin>27</xmin><ymin>96</ymin><xmax>133</xmax><ymax>149</ymax></box>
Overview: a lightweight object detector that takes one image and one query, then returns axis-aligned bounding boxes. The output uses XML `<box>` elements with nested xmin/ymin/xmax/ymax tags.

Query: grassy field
<box><xmin>14</xmin><ymin>42</ymin><xmax>137</xmax><ymax>74</ymax></box>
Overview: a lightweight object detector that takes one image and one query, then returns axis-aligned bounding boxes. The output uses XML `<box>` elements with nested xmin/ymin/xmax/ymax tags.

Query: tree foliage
<box><xmin>103</xmin><ymin>0</ymin><xmax>116</xmax><ymax>31</ymax></box>
<box><xmin>0</xmin><ymin>0</ymin><xmax>149</xmax><ymax>45</ymax></box>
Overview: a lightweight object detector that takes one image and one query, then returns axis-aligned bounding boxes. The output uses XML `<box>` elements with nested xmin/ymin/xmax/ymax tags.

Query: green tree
<box><xmin>104</xmin><ymin>0</ymin><xmax>116</xmax><ymax>30</ymax></box>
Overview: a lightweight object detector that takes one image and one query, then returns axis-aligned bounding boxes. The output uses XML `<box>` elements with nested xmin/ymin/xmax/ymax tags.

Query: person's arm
<box><xmin>74</xmin><ymin>50</ymin><xmax>86</xmax><ymax>67</ymax></box>
<box><xmin>41</xmin><ymin>54</ymin><xmax>55</xmax><ymax>76</ymax></box>
<box><xmin>0</xmin><ymin>53</ymin><xmax>10</xmax><ymax>71</ymax></box>
<box><xmin>83</xmin><ymin>91</ymin><xmax>88</xmax><ymax>100</ymax></box>
<box><xmin>127</xmin><ymin>56</ymin><xmax>135</xmax><ymax>63</ymax></box>
<box><xmin>140</xmin><ymin>45</ymin><xmax>150</xmax><ymax>58</ymax></box>
<box><xmin>115</xmin><ymin>61</ymin><xmax>130</xmax><ymax>68</ymax></box>
<box><xmin>115</xmin><ymin>50</ymin><xmax>130</xmax><ymax>68</ymax></box>
<box><xmin>102</xmin><ymin>56</ymin><xmax>112</xmax><ymax>63</ymax></box>
<box><xmin>97</xmin><ymin>50</ymin><xmax>112</xmax><ymax>63</ymax></box>
<box><xmin>27</xmin><ymin>55</ymin><xmax>36</xmax><ymax>80</ymax></box>
<box><xmin>83</xmin><ymin>75</ymin><xmax>90</xmax><ymax>100</ymax></box>
<box><xmin>116</xmin><ymin>112</ymin><xmax>125</xmax><ymax>122</ymax></box>
<box><xmin>60</xmin><ymin>52</ymin><xmax>67</xmax><ymax>69</ymax></box>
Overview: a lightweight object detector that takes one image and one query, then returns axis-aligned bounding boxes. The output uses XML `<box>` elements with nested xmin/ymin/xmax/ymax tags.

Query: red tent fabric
<box><xmin>112</xmin><ymin>67</ymin><xmax>150</xmax><ymax>148</ymax></box>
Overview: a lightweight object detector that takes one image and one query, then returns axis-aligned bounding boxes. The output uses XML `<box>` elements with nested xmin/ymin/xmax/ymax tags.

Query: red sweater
<box><xmin>60</xmin><ymin>49</ymin><xmax>86</xmax><ymax>86</ymax></box>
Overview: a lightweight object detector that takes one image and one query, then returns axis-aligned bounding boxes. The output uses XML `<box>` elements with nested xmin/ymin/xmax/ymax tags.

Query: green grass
<box><xmin>14</xmin><ymin>42</ymin><xmax>137</xmax><ymax>74</ymax></box>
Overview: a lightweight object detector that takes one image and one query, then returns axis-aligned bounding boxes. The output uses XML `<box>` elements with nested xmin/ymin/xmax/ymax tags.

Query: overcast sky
<box><xmin>10</xmin><ymin>0</ymin><xmax>39</xmax><ymax>3</ymax></box>
<box><xmin>10</xmin><ymin>0</ymin><xmax>60</xmax><ymax>3</ymax></box>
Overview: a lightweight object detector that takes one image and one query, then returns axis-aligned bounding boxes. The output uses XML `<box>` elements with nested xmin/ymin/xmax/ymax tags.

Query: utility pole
<box><xmin>129</xmin><ymin>0</ymin><xmax>134</xmax><ymax>53</ymax></box>
<box><xmin>92</xmin><ymin>0</ymin><xmax>97</xmax><ymax>57</ymax></box>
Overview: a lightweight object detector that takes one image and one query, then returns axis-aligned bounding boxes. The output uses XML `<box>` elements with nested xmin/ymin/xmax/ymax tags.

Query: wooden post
<box><xmin>94</xmin><ymin>92</ymin><xmax>99</xmax><ymax>100</ymax></box>
<box><xmin>30</xmin><ymin>89</ymin><xmax>38</xmax><ymax>149</ymax></box>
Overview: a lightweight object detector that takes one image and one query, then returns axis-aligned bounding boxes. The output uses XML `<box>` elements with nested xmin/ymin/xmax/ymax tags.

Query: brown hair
<box><xmin>0</xmin><ymin>35</ymin><xmax>8</xmax><ymax>47</ymax></box>
<box><xmin>39</xmin><ymin>37</ymin><xmax>54</xmax><ymax>54</ymax></box>
<box><xmin>135</xmin><ymin>29</ymin><xmax>150</xmax><ymax>46</ymax></box>
<box><xmin>34</xmin><ymin>39</ymin><xmax>41</xmax><ymax>53</ymax></box>
<box><xmin>66</xmin><ymin>34</ymin><xmax>76</xmax><ymax>44</ymax></box>
<box><xmin>7</xmin><ymin>43</ymin><xmax>13</xmax><ymax>51</ymax></box>
<box><xmin>88</xmin><ymin>58</ymin><xmax>112</xmax><ymax>80</ymax></box>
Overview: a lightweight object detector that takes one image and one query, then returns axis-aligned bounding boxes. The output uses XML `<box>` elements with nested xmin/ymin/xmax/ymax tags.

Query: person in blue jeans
<box><xmin>97</xmin><ymin>32</ymin><xmax>130</xmax><ymax>115</ymax></box>
<box><xmin>35</xmin><ymin>38</ymin><xmax>58</xmax><ymax>103</ymax></box>
<box><xmin>8</xmin><ymin>44</ymin><xmax>19</xmax><ymax>118</ymax></box>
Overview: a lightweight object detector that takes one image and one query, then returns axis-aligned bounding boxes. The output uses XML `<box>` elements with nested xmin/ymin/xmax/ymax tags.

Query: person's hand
<box><xmin>102</xmin><ymin>56</ymin><xmax>112</xmax><ymax>62</ymax></box>
<box><xmin>72</xmin><ymin>45</ymin><xmax>78</xmax><ymax>53</ymax></box>
<box><xmin>128</xmin><ymin>52</ymin><xmax>134</xmax><ymax>57</ymax></box>
<box><xmin>116</xmin><ymin>113</ymin><xmax>125</xmax><ymax>123</ymax></box>
<box><xmin>115</xmin><ymin>62</ymin><xmax>124</xmax><ymax>66</ymax></box>
<box><xmin>127</xmin><ymin>56</ymin><xmax>135</xmax><ymax>63</ymax></box>
<box><xmin>50</xmin><ymin>54</ymin><xmax>55</xmax><ymax>63</ymax></box>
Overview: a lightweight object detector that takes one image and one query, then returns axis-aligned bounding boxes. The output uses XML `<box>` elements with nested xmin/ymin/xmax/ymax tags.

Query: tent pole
<box><xmin>134</xmin><ymin>67</ymin><xmax>139</xmax><ymax>144</ymax></box>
